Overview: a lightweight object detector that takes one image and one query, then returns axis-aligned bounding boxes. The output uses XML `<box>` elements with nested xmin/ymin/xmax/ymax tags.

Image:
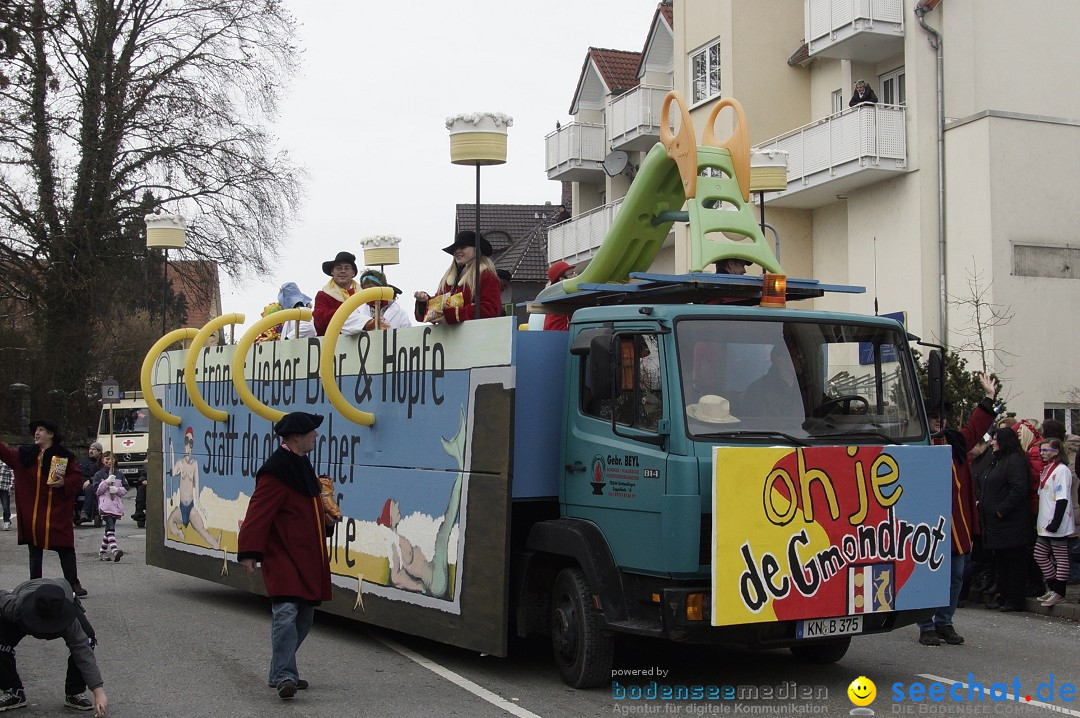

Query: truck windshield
<box><xmin>99</xmin><ymin>408</ymin><xmax>149</xmax><ymax>435</ymax></box>
<box><xmin>676</xmin><ymin>318</ymin><xmax>924</xmax><ymax>443</ymax></box>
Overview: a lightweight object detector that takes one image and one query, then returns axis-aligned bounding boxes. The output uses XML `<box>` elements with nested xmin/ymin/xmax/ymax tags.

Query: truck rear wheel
<box><xmin>789</xmin><ymin>636</ymin><xmax>851</xmax><ymax>664</ymax></box>
<box><xmin>550</xmin><ymin>567</ymin><xmax>613</xmax><ymax>688</ymax></box>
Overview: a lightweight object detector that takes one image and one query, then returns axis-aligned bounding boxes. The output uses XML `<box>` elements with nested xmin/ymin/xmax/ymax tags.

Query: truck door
<box><xmin>564</xmin><ymin>329</ymin><xmax>679</xmax><ymax>574</ymax></box>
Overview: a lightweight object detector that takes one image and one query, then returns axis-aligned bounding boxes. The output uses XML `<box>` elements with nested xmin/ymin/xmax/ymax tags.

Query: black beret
<box><xmin>273</xmin><ymin>412</ymin><xmax>324</xmax><ymax>437</ymax></box>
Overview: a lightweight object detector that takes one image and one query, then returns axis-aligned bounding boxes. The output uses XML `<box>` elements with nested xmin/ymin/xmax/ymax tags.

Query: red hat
<box><xmin>547</xmin><ymin>261</ymin><xmax>573</xmax><ymax>284</ymax></box>
<box><xmin>376</xmin><ymin>498</ymin><xmax>393</xmax><ymax>527</ymax></box>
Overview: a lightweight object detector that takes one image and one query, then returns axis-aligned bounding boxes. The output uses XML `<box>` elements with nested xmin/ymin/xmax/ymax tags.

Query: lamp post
<box><xmin>360</xmin><ymin>235</ymin><xmax>402</xmax><ymax>329</ymax></box>
<box><xmin>447</xmin><ymin>112</ymin><xmax>512</xmax><ymax>319</ymax></box>
<box><xmin>145</xmin><ymin>212</ymin><xmax>187</xmax><ymax>335</ymax></box>
<box><xmin>749</xmin><ymin>149</ymin><xmax>789</xmax><ymax>261</ymax></box>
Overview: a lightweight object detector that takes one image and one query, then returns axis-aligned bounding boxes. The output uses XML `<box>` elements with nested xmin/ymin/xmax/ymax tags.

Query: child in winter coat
<box><xmin>94</xmin><ymin>452</ymin><xmax>127</xmax><ymax>562</ymax></box>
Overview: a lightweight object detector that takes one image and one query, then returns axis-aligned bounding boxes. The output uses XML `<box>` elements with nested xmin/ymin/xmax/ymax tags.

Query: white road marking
<box><xmin>378</xmin><ymin>636</ymin><xmax>543</xmax><ymax>718</ymax></box>
<box><xmin>918</xmin><ymin>674</ymin><xmax>1080</xmax><ymax>716</ymax></box>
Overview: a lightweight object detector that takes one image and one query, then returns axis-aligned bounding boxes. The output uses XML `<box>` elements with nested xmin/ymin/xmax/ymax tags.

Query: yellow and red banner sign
<box><xmin>711</xmin><ymin>445</ymin><xmax>952</xmax><ymax>626</ymax></box>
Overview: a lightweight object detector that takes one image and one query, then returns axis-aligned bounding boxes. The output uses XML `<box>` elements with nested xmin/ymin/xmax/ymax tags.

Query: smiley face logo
<box><xmin>847</xmin><ymin>676</ymin><xmax>876</xmax><ymax>707</ymax></box>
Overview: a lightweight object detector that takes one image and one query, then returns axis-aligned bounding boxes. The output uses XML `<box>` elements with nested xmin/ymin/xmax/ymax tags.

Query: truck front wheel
<box><xmin>550</xmin><ymin>567</ymin><xmax>613</xmax><ymax>688</ymax></box>
<box><xmin>789</xmin><ymin>636</ymin><xmax>851</xmax><ymax>664</ymax></box>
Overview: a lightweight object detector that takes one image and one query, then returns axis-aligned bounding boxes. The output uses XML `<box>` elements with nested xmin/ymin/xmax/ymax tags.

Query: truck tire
<box><xmin>550</xmin><ymin>567</ymin><xmax>613</xmax><ymax>688</ymax></box>
<box><xmin>789</xmin><ymin>636</ymin><xmax>851</xmax><ymax>664</ymax></box>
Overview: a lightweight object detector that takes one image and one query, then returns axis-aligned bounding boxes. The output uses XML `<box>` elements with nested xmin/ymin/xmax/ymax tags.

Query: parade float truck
<box><xmin>141</xmin><ymin>94</ymin><xmax>951</xmax><ymax>688</ymax></box>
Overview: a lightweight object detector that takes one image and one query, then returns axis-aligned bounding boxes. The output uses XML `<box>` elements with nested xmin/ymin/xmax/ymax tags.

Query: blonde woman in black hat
<box><xmin>0</xmin><ymin>578</ymin><xmax>107</xmax><ymax>713</ymax></box>
<box><xmin>413</xmin><ymin>231</ymin><xmax>502</xmax><ymax>324</ymax></box>
<box><xmin>0</xmin><ymin>421</ymin><xmax>88</xmax><ymax>597</ymax></box>
<box><xmin>312</xmin><ymin>251</ymin><xmax>360</xmax><ymax>336</ymax></box>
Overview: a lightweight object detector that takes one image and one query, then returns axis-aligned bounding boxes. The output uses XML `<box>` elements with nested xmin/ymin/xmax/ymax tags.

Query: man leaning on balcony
<box><xmin>848</xmin><ymin>80</ymin><xmax>878</xmax><ymax>107</ymax></box>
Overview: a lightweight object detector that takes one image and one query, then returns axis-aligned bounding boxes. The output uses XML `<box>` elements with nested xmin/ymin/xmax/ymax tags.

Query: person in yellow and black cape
<box><xmin>312</xmin><ymin>250</ymin><xmax>360</xmax><ymax>336</ymax></box>
<box><xmin>0</xmin><ymin>420</ymin><xmax>88</xmax><ymax>597</ymax></box>
<box><xmin>237</xmin><ymin>412</ymin><xmax>339</xmax><ymax>701</ymax></box>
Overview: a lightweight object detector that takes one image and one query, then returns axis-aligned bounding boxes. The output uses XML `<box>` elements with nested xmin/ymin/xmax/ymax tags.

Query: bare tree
<box><xmin>0</xmin><ymin>0</ymin><xmax>302</xmax><ymax>414</ymax></box>
<box><xmin>947</xmin><ymin>258</ymin><xmax>1015</xmax><ymax>377</ymax></box>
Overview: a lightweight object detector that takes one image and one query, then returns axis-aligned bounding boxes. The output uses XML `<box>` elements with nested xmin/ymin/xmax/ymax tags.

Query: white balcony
<box><xmin>545</xmin><ymin>122</ymin><xmax>606</xmax><ymax>182</ymax></box>
<box><xmin>754</xmin><ymin>104</ymin><xmax>907</xmax><ymax>209</ymax></box>
<box><xmin>804</xmin><ymin>0</ymin><xmax>905</xmax><ymax>62</ymax></box>
<box><xmin>547</xmin><ymin>198</ymin><xmax>626</xmax><ymax>266</ymax></box>
<box><xmin>608</xmin><ymin>84</ymin><xmax>672</xmax><ymax>153</ymax></box>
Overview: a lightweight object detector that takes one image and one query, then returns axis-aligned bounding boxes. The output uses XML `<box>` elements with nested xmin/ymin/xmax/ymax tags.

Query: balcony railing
<box><xmin>545</xmin><ymin>122</ymin><xmax>606</xmax><ymax>182</ymax></box>
<box><xmin>547</xmin><ymin>198</ymin><xmax>626</xmax><ymax>265</ymax></box>
<box><xmin>804</xmin><ymin>0</ymin><xmax>904</xmax><ymax>62</ymax></box>
<box><xmin>608</xmin><ymin>84</ymin><xmax>673</xmax><ymax>153</ymax></box>
<box><xmin>754</xmin><ymin>103</ymin><xmax>906</xmax><ymax>209</ymax></box>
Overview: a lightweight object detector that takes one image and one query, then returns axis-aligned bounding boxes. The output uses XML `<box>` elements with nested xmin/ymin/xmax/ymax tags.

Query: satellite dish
<box><xmin>602</xmin><ymin>151</ymin><xmax>629</xmax><ymax>177</ymax></box>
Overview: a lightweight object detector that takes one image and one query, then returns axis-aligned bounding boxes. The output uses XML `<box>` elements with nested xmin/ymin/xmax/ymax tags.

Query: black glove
<box><xmin>1046</xmin><ymin>498</ymin><xmax>1068</xmax><ymax>533</ymax></box>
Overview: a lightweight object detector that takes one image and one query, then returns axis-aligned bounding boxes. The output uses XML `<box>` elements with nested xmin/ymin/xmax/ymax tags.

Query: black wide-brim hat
<box><xmin>29</xmin><ymin>419</ymin><xmax>63</xmax><ymax>444</ymax></box>
<box><xmin>274</xmin><ymin>412</ymin><xmax>324</xmax><ymax>437</ymax></box>
<box><xmin>443</xmin><ymin>230</ymin><xmax>492</xmax><ymax>257</ymax></box>
<box><xmin>321</xmin><ymin>251</ymin><xmax>358</xmax><ymax>277</ymax></box>
<box><xmin>17</xmin><ymin>579</ymin><xmax>76</xmax><ymax>636</ymax></box>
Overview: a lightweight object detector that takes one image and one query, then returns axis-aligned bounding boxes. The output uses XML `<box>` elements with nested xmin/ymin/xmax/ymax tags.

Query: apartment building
<box><xmin>545</xmin><ymin>0</ymin><xmax>1080</xmax><ymax>423</ymax></box>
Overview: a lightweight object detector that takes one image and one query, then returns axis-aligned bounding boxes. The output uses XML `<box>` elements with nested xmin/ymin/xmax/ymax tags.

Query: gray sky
<box><xmin>219</xmin><ymin>0</ymin><xmax>660</xmax><ymax>330</ymax></box>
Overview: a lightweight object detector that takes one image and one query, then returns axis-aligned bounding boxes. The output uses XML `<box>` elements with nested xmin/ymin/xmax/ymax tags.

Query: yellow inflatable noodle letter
<box><xmin>141</xmin><ymin>328</ymin><xmax>201</xmax><ymax>427</ymax></box>
<box><xmin>231</xmin><ymin>308</ymin><xmax>314</xmax><ymax>423</ymax></box>
<box><xmin>320</xmin><ymin>287</ymin><xmax>395</xmax><ymax>428</ymax></box>
<box><xmin>183</xmin><ymin>314</ymin><xmax>245</xmax><ymax>423</ymax></box>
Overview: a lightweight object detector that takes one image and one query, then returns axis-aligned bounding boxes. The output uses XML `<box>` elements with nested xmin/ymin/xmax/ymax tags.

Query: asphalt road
<box><xmin>3</xmin><ymin>497</ymin><xmax>1079</xmax><ymax>718</ymax></box>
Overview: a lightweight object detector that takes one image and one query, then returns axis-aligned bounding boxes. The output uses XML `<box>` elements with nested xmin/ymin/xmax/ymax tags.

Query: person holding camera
<box><xmin>93</xmin><ymin>452</ymin><xmax>127</xmax><ymax>562</ymax></box>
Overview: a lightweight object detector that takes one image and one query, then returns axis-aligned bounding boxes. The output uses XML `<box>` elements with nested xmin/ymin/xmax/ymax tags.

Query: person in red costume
<box><xmin>312</xmin><ymin>251</ymin><xmax>360</xmax><ymax>336</ymax></box>
<box><xmin>542</xmin><ymin>260</ymin><xmax>577</xmax><ymax>331</ymax></box>
<box><xmin>0</xmin><ymin>420</ymin><xmax>88</xmax><ymax>597</ymax></box>
<box><xmin>413</xmin><ymin>231</ymin><xmax>501</xmax><ymax>323</ymax></box>
<box><xmin>238</xmin><ymin>412</ymin><xmax>337</xmax><ymax>701</ymax></box>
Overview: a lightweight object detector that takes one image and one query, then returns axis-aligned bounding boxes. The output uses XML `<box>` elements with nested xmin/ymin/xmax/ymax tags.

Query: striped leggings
<box><xmin>1034</xmin><ymin>536</ymin><xmax>1070</xmax><ymax>595</ymax></box>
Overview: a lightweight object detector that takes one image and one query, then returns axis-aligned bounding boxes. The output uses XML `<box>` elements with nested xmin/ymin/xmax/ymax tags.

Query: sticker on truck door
<box><xmin>709</xmin><ymin>445</ymin><xmax>952</xmax><ymax>626</ymax></box>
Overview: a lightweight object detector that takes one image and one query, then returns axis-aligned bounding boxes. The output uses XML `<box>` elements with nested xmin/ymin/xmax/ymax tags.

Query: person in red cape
<box><xmin>238</xmin><ymin>412</ymin><xmax>339</xmax><ymax>701</ymax></box>
<box><xmin>542</xmin><ymin>261</ymin><xmax>577</xmax><ymax>331</ymax></box>
<box><xmin>312</xmin><ymin>251</ymin><xmax>360</xmax><ymax>336</ymax></box>
<box><xmin>0</xmin><ymin>420</ymin><xmax>87</xmax><ymax>597</ymax></box>
<box><xmin>413</xmin><ymin>231</ymin><xmax>502</xmax><ymax>324</ymax></box>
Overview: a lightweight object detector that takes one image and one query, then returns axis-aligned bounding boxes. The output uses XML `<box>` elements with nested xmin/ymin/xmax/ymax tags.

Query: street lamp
<box><xmin>360</xmin><ymin>234</ymin><xmax>401</xmax><ymax>328</ymax></box>
<box><xmin>447</xmin><ymin>111</ymin><xmax>512</xmax><ymax>319</ymax></box>
<box><xmin>145</xmin><ymin>212</ymin><xmax>187</xmax><ymax>335</ymax></box>
<box><xmin>750</xmin><ymin>149</ymin><xmax>789</xmax><ymax>261</ymax></box>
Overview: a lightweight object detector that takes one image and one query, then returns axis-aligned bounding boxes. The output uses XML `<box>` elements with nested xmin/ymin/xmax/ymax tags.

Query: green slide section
<box><xmin>538</xmin><ymin>141</ymin><xmax>782</xmax><ymax>304</ymax></box>
<box><xmin>536</xmin><ymin>142</ymin><xmax>684</xmax><ymax>302</ymax></box>
<box><xmin>687</xmin><ymin>147</ymin><xmax>783</xmax><ymax>274</ymax></box>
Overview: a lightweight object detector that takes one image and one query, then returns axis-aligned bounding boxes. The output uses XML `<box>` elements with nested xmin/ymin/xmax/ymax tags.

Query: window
<box><xmin>1045</xmin><ymin>404</ymin><xmax>1080</xmax><ymax>434</ymax></box>
<box><xmin>691</xmin><ymin>40</ymin><xmax>721</xmax><ymax>104</ymax></box>
<box><xmin>677</xmin><ymin>318</ymin><xmax>923</xmax><ymax>442</ymax></box>
<box><xmin>879</xmin><ymin>67</ymin><xmax>906</xmax><ymax>106</ymax></box>
<box><xmin>582</xmin><ymin>333</ymin><xmax>664</xmax><ymax>432</ymax></box>
<box><xmin>832</xmin><ymin>89</ymin><xmax>843</xmax><ymax>114</ymax></box>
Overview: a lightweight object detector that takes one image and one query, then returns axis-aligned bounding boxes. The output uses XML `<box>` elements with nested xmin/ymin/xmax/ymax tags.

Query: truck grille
<box><xmin>119</xmin><ymin>452</ymin><xmax>147</xmax><ymax>463</ymax></box>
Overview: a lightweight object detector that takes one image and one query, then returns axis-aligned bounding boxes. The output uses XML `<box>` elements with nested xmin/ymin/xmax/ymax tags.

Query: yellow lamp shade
<box><xmin>145</xmin><ymin>213</ymin><xmax>187</xmax><ymax>249</ymax></box>
<box><xmin>446</xmin><ymin>112</ymin><xmax>512</xmax><ymax>166</ymax></box>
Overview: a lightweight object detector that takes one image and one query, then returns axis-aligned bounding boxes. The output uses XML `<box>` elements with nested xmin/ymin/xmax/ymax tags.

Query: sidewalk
<box><xmin>968</xmin><ymin>580</ymin><xmax>1080</xmax><ymax>621</ymax></box>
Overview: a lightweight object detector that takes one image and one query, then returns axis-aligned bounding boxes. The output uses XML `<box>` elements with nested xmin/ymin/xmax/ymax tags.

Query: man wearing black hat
<box><xmin>237</xmin><ymin>412</ymin><xmax>336</xmax><ymax>701</ymax></box>
<box><xmin>0</xmin><ymin>421</ymin><xmax>88</xmax><ymax>597</ymax></box>
<box><xmin>312</xmin><ymin>251</ymin><xmax>360</xmax><ymax>336</ymax></box>
<box><xmin>413</xmin><ymin>230</ymin><xmax>502</xmax><ymax>323</ymax></box>
<box><xmin>0</xmin><ymin>578</ymin><xmax>107</xmax><ymax>713</ymax></box>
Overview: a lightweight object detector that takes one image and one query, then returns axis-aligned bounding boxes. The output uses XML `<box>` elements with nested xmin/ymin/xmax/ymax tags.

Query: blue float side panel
<box><xmin>511</xmin><ymin>330</ymin><xmax>569</xmax><ymax>498</ymax></box>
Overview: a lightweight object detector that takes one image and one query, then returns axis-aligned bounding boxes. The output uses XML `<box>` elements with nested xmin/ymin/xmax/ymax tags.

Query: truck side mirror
<box><xmin>927</xmin><ymin>349</ymin><xmax>944</xmax><ymax>419</ymax></box>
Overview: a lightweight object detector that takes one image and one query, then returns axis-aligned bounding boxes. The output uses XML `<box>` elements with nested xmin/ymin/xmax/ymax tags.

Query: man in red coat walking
<box><xmin>238</xmin><ymin>412</ymin><xmax>336</xmax><ymax>701</ymax></box>
<box><xmin>0</xmin><ymin>420</ymin><xmax>87</xmax><ymax>597</ymax></box>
